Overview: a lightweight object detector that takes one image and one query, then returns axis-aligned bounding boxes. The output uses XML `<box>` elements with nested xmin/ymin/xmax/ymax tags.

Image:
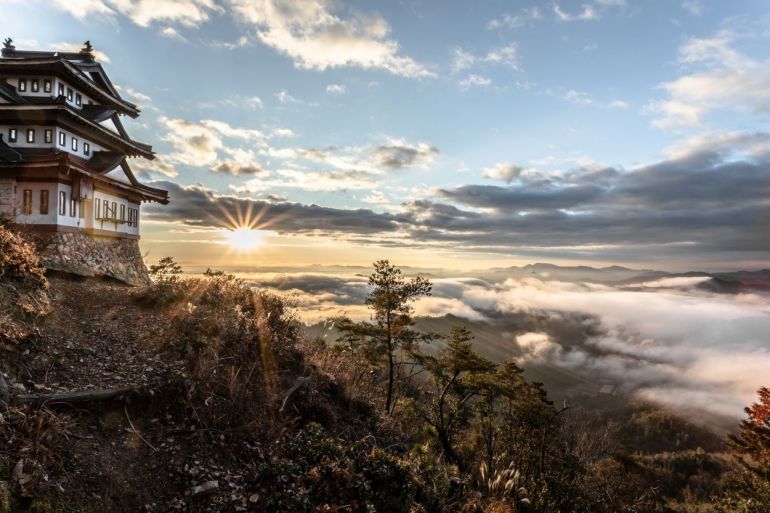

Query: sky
<box><xmin>2</xmin><ymin>0</ymin><xmax>769</xmax><ymax>271</ymax></box>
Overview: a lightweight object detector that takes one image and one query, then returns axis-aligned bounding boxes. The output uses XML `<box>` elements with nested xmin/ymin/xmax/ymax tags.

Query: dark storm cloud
<box><xmin>438</xmin><ymin>183</ymin><xmax>604</xmax><ymax>210</ymax></box>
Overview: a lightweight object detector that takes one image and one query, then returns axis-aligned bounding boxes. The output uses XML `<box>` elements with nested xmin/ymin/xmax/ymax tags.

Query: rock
<box><xmin>190</xmin><ymin>480</ymin><xmax>218</xmax><ymax>496</ymax></box>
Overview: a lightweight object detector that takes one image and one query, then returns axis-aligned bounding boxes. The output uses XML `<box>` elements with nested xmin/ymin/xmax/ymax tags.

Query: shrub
<box><xmin>134</xmin><ymin>256</ymin><xmax>186</xmax><ymax>305</ymax></box>
<box><xmin>251</xmin><ymin>422</ymin><xmax>415</xmax><ymax>513</ymax></box>
<box><xmin>154</xmin><ymin>269</ymin><xmax>302</xmax><ymax>429</ymax></box>
<box><xmin>0</xmin><ymin>226</ymin><xmax>46</xmax><ymax>288</ymax></box>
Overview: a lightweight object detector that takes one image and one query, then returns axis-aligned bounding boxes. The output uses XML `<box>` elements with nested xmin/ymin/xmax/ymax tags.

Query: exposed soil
<box><xmin>1</xmin><ymin>274</ymin><xmax>392</xmax><ymax>513</ymax></box>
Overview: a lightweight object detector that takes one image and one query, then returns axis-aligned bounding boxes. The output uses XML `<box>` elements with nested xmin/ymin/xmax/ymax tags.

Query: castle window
<box><xmin>95</xmin><ymin>198</ymin><xmax>101</xmax><ymax>219</ymax></box>
<box><xmin>66</xmin><ymin>87</ymin><xmax>73</xmax><ymax>101</ymax></box>
<box><xmin>26</xmin><ymin>129</ymin><xmax>35</xmax><ymax>143</ymax></box>
<box><xmin>112</xmin><ymin>202</ymin><xmax>117</xmax><ymax>220</ymax></box>
<box><xmin>31</xmin><ymin>79</ymin><xmax>39</xmax><ymax>93</ymax></box>
<box><xmin>44</xmin><ymin>129</ymin><xmax>52</xmax><ymax>143</ymax></box>
<box><xmin>58</xmin><ymin>83</ymin><xmax>64</xmax><ymax>97</ymax></box>
<box><xmin>58</xmin><ymin>191</ymin><xmax>66</xmax><ymax>215</ymax></box>
<box><xmin>84</xmin><ymin>143</ymin><xmax>90</xmax><ymax>156</ymax></box>
<box><xmin>70</xmin><ymin>196</ymin><xmax>76</xmax><ymax>217</ymax></box>
<box><xmin>22</xmin><ymin>189</ymin><xmax>32</xmax><ymax>215</ymax></box>
<box><xmin>18</xmin><ymin>79</ymin><xmax>26</xmax><ymax>92</ymax></box>
<box><xmin>59</xmin><ymin>132</ymin><xmax>66</xmax><ymax>147</ymax></box>
<box><xmin>120</xmin><ymin>204</ymin><xmax>126</xmax><ymax>222</ymax></box>
<box><xmin>8</xmin><ymin>128</ymin><xmax>17</xmax><ymax>143</ymax></box>
<box><xmin>76</xmin><ymin>93</ymin><xmax>82</xmax><ymax>106</ymax></box>
<box><xmin>40</xmin><ymin>190</ymin><xmax>49</xmax><ymax>215</ymax></box>
<box><xmin>72</xmin><ymin>137</ymin><xmax>78</xmax><ymax>152</ymax></box>
<box><xmin>44</xmin><ymin>79</ymin><xmax>51</xmax><ymax>93</ymax></box>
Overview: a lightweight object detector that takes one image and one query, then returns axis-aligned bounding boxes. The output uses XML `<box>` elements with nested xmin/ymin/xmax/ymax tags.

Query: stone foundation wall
<box><xmin>0</xmin><ymin>178</ymin><xmax>15</xmax><ymax>219</ymax></box>
<box><xmin>27</xmin><ymin>232</ymin><xmax>150</xmax><ymax>286</ymax></box>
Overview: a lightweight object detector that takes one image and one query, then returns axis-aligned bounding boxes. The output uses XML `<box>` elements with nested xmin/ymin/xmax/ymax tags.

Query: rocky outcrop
<box><xmin>26</xmin><ymin>232</ymin><xmax>150</xmax><ymax>286</ymax></box>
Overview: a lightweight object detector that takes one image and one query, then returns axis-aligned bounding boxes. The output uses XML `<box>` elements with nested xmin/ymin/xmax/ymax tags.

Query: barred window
<box><xmin>40</xmin><ymin>190</ymin><xmax>49</xmax><ymax>215</ymax></box>
<box><xmin>22</xmin><ymin>189</ymin><xmax>32</xmax><ymax>215</ymax></box>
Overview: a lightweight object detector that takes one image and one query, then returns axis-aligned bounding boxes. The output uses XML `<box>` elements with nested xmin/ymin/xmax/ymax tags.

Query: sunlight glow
<box><xmin>224</xmin><ymin>227</ymin><xmax>266</xmax><ymax>250</ymax></box>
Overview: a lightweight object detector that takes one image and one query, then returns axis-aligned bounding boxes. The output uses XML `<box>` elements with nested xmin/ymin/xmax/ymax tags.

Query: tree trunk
<box><xmin>438</xmin><ymin>428</ymin><xmax>464</xmax><ymax>472</ymax></box>
<box><xmin>385</xmin><ymin>348</ymin><xmax>394</xmax><ymax>413</ymax></box>
<box><xmin>15</xmin><ymin>386</ymin><xmax>138</xmax><ymax>406</ymax></box>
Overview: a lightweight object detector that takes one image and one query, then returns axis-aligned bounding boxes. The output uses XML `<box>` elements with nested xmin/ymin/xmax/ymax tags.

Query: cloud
<box><xmin>682</xmin><ymin>0</ymin><xmax>703</xmax><ymax>16</ymax></box>
<box><xmin>203</xmin><ymin>36</ymin><xmax>251</xmax><ymax>50</ymax></box>
<box><xmin>160</xmin><ymin>117</ymin><xmax>265</xmax><ymax>167</ymax></box>
<box><xmin>487</xmin><ymin>7</ymin><xmax>543</xmax><ymax>30</ymax></box>
<box><xmin>215</xmin><ymin>269</ymin><xmax>770</xmax><ymax>418</ymax></box>
<box><xmin>451</xmin><ymin>44</ymin><xmax>519</xmax><ymax>74</ymax></box>
<box><xmin>372</xmin><ymin>139</ymin><xmax>439</xmax><ymax>170</ymax></box>
<box><xmin>150</xmin><ymin>129</ymin><xmax>770</xmax><ymax>263</ymax></box>
<box><xmin>489</xmin><ymin>1</ymin><xmax>622</xmax><ymax>28</ymax></box>
<box><xmin>325</xmin><ymin>84</ymin><xmax>346</xmax><ymax>94</ymax></box>
<box><xmin>144</xmin><ymin>181</ymin><xmax>400</xmax><ymax>234</ymax></box>
<box><xmin>211</xmin><ymin>161</ymin><xmax>264</xmax><ymax>176</ymax></box>
<box><xmin>226</xmin><ymin>0</ymin><xmax>433</xmax><ymax>77</ymax></box>
<box><xmin>49</xmin><ymin>0</ymin><xmax>222</xmax><ymax>27</ymax></box>
<box><xmin>458</xmin><ymin>74</ymin><xmax>492</xmax><ymax>89</ymax></box>
<box><xmin>561</xmin><ymin>89</ymin><xmax>629</xmax><ymax>109</ymax></box>
<box><xmin>275</xmin><ymin>90</ymin><xmax>301</xmax><ymax>104</ymax></box>
<box><xmin>161</xmin><ymin>117</ymin><xmax>224</xmax><ymax>166</ymax></box>
<box><xmin>553</xmin><ymin>4</ymin><xmax>600</xmax><ymax>22</ymax></box>
<box><xmin>50</xmin><ymin>41</ymin><xmax>111</xmax><ymax>63</ymax></box>
<box><xmin>159</xmin><ymin>26</ymin><xmax>187</xmax><ymax>41</ymax></box>
<box><xmin>648</xmin><ymin>31</ymin><xmax>770</xmax><ymax>127</ymax></box>
<box><xmin>233</xmin><ymin>168</ymin><xmax>380</xmax><ymax>192</ymax></box>
<box><xmin>482</xmin><ymin>162</ymin><xmax>525</xmax><ymax>183</ymax></box>
<box><xmin>277</xmin><ymin>138</ymin><xmax>439</xmax><ymax>176</ymax></box>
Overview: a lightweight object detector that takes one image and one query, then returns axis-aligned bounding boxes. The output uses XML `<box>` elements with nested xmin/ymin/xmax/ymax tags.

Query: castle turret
<box><xmin>0</xmin><ymin>39</ymin><xmax>168</xmax><ymax>285</ymax></box>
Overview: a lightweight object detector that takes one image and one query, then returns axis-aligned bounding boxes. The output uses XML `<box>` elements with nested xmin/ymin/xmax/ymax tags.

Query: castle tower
<box><xmin>0</xmin><ymin>39</ymin><xmax>168</xmax><ymax>285</ymax></box>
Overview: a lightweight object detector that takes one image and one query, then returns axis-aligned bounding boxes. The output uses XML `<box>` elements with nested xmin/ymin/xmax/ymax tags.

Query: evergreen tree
<box><xmin>336</xmin><ymin>260</ymin><xmax>432</xmax><ymax>413</ymax></box>
<box><xmin>413</xmin><ymin>326</ymin><xmax>495</xmax><ymax>470</ymax></box>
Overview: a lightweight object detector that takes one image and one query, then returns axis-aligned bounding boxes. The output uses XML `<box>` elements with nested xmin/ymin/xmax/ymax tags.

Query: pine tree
<box><xmin>336</xmin><ymin>260</ymin><xmax>432</xmax><ymax>413</ymax></box>
<box><xmin>413</xmin><ymin>326</ymin><xmax>495</xmax><ymax>470</ymax></box>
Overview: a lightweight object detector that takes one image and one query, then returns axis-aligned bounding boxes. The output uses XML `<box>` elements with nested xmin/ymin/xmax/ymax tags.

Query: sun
<box><xmin>224</xmin><ymin>227</ymin><xmax>265</xmax><ymax>250</ymax></box>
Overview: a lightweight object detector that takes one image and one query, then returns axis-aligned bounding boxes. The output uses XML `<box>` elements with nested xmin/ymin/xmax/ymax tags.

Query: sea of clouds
<box><xmin>236</xmin><ymin>271</ymin><xmax>770</xmax><ymax>419</ymax></box>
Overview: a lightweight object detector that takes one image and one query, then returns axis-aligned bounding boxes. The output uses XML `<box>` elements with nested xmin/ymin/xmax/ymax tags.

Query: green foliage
<box><xmin>336</xmin><ymin>260</ymin><xmax>433</xmax><ymax>413</ymax></box>
<box><xmin>148</xmin><ymin>256</ymin><xmax>183</xmax><ymax>283</ymax></box>
<box><xmin>136</xmin><ymin>256</ymin><xmax>186</xmax><ymax>305</ymax></box>
<box><xmin>0</xmin><ymin>225</ymin><xmax>46</xmax><ymax>288</ymax></box>
<box><xmin>412</xmin><ymin>326</ymin><xmax>495</xmax><ymax>470</ymax></box>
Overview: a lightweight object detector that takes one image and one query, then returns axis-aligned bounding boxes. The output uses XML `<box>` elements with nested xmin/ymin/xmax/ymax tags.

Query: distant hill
<box><xmin>474</xmin><ymin>263</ymin><xmax>770</xmax><ymax>292</ymax></box>
<box><xmin>477</xmin><ymin>262</ymin><xmax>668</xmax><ymax>283</ymax></box>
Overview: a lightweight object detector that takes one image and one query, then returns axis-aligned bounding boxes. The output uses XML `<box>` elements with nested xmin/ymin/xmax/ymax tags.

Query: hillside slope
<box><xmin>0</xmin><ymin>273</ymin><xmax>410</xmax><ymax>513</ymax></box>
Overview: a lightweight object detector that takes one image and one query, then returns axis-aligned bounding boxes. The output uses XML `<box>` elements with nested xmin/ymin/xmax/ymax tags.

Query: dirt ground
<box><xmin>1</xmin><ymin>276</ymin><xmax>278</xmax><ymax>512</ymax></box>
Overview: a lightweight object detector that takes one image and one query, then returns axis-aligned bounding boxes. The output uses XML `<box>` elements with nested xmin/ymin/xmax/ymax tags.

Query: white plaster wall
<box><xmin>54</xmin><ymin>182</ymin><xmax>83</xmax><ymax>228</ymax></box>
<box><xmin>92</xmin><ymin>189</ymin><xmax>140</xmax><ymax>236</ymax></box>
<box><xmin>0</xmin><ymin>124</ymin><xmax>103</xmax><ymax>159</ymax></box>
<box><xmin>6</xmin><ymin>76</ymin><xmax>56</xmax><ymax>98</ymax></box>
<box><xmin>7</xmin><ymin>75</ymin><xmax>95</xmax><ymax>109</ymax></box>
<box><xmin>53</xmin><ymin>77</ymin><xmax>93</xmax><ymax>109</ymax></box>
<box><xmin>13</xmin><ymin>182</ymin><xmax>58</xmax><ymax>225</ymax></box>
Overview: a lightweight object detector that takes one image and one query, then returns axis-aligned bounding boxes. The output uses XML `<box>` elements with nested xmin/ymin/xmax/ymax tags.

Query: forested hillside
<box><xmin>1</xmin><ymin>226</ymin><xmax>769</xmax><ymax>512</ymax></box>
